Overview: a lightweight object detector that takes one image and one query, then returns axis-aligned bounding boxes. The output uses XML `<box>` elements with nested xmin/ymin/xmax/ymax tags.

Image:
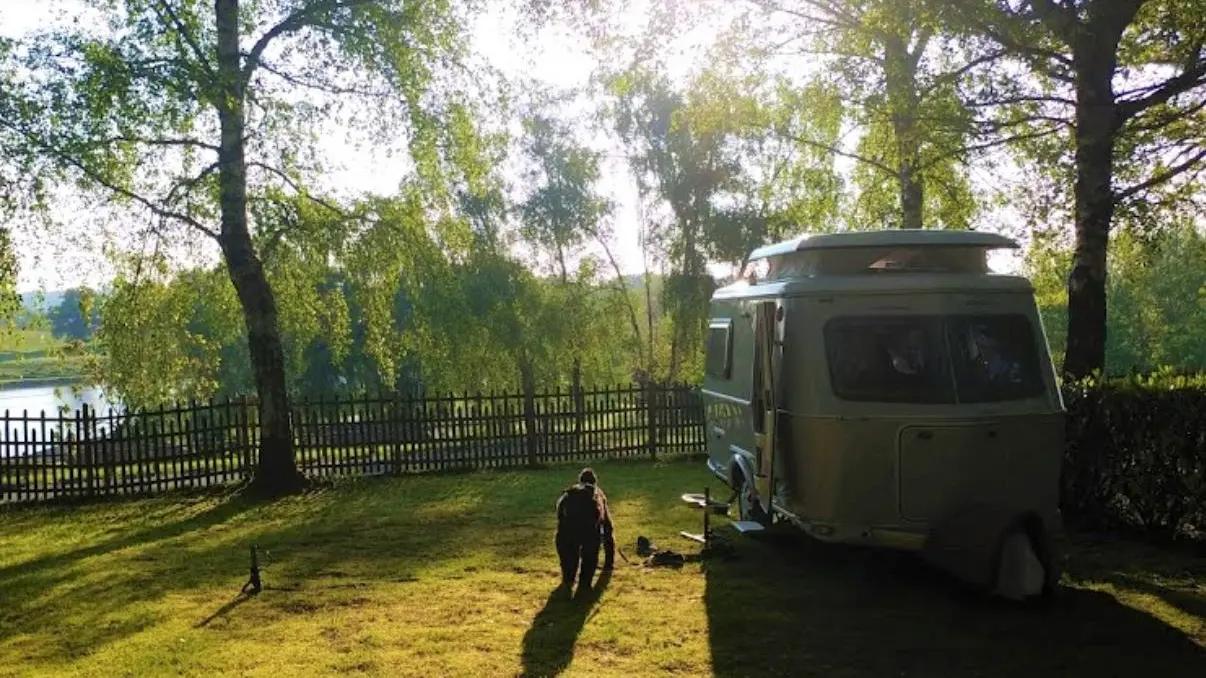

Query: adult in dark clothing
<box><xmin>555</xmin><ymin>467</ymin><xmax>615</xmax><ymax>593</ymax></box>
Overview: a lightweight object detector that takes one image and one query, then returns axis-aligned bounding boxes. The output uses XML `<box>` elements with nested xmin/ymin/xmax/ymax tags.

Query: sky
<box><xmin>0</xmin><ymin>0</ymin><xmax>1020</xmax><ymax>293</ymax></box>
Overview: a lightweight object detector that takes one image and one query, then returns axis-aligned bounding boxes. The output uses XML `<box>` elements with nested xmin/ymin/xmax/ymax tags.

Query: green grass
<box><xmin>0</xmin><ymin>328</ymin><xmax>61</xmax><ymax>355</ymax></box>
<box><xmin>0</xmin><ymin>328</ymin><xmax>90</xmax><ymax>384</ymax></box>
<box><xmin>0</xmin><ymin>355</ymin><xmax>89</xmax><ymax>384</ymax></box>
<box><xmin>1</xmin><ymin>458</ymin><xmax>1204</xmax><ymax>677</ymax></box>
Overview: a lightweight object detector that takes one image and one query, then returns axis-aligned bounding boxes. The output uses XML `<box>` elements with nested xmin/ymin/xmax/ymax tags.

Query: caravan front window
<box><xmin>823</xmin><ymin>313</ymin><xmax>1047</xmax><ymax>404</ymax></box>
<box><xmin>946</xmin><ymin>314</ymin><xmax>1045</xmax><ymax>403</ymax></box>
<box><xmin>823</xmin><ymin>317</ymin><xmax>952</xmax><ymax>403</ymax></box>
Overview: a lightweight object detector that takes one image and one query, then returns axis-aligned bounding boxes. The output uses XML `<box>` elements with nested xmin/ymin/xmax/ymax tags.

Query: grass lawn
<box><xmin>1</xmin><ymin>457</ymin><xmax>1204</xmax><ymax>677</ymax></box>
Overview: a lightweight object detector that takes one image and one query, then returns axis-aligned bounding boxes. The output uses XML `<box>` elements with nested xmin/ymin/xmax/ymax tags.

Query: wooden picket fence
<box><xmin>0</xmin><ymin>382</ymin><xmax>706</xmax><ymax>505</ymax></box>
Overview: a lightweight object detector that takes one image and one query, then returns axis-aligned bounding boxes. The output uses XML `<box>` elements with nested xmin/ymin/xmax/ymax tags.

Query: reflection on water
<box><xmin>0</xmin><ymin>384</ymin><xmax>122</xmax><ymax>458</ymax></box>
<box><xmin>0</xmin><ymin>384</ymin><xmax>118</xmax><ymax>417</ymax></box>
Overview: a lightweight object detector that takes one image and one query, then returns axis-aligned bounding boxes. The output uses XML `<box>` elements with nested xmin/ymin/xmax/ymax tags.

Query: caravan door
<box><xmin>751</xmin><ymin>299</ymin><xmax>784</xmax><ymax>518</ymax></box>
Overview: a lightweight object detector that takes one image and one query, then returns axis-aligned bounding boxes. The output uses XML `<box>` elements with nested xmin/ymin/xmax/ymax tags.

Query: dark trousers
<box><xmin>556</xmin><ymin>529</ymin><xmax>601</xmax><ymax>588</ymax></box>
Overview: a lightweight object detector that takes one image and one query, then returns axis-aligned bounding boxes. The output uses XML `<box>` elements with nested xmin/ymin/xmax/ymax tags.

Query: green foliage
<box><xmin>1026</xmin><ymin>222</ymin><xmax>1206</xmax><ymax>375</ymax></box>
<box><xmin>46</xmin><ymin>287</ymin><xmax>100</xmax><ymax>341</ymax></box>
<box><xmin>687</xmin><ymin>70</ymin><xmax>847</xmax><ymax>261</ymax></box>
<box><xmin>700</xmin><ymin>0</ymin><xmax>996</xmax><ymax>230</ymax></box>
<box><xmin>0</xmin><ymin>242</ymin><xmax>16</xmax><ymax>340</ymax></box>
<box><xmin>93</xmin><ymin>176</ymin><xmax>650</xmax><ymax>405</ymax></box>
<box><xmin>95</xmin><ymin>260</ymin><xmax>242</xmax><ymax>408</ymax></box>
<box><xmin>1062</xmin><ymin>378</ymin><xmax>1206</xmax><ymax>540</ymax></box>
<box><xmin>604</xmin><ymin>65</ymin><xmax>751</xmax><ymax>378</ymax></box>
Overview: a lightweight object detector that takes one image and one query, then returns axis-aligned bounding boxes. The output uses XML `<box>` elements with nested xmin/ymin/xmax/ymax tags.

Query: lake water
<box><xmin>0</xmin><ymin>383</ymin><xmax>118</xmax><ymax>418</ymax></box>
<box><xmin>0</xmin><ymin>384</ymin><xmax>122</xmax><ymax>458</ymax></box>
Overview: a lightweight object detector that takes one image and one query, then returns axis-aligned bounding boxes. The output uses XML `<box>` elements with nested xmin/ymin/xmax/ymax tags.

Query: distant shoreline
<box><xmin>0</xmin><ymin>377</ymin><xmax>87</xmax><ymax>392</ymax></box>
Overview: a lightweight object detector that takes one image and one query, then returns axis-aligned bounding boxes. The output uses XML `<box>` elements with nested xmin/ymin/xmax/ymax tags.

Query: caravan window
<box><xmin>946</xmin><ymin>315</ymin><xmax>1045</xmax><ymax>403</ymax></box>
<box><xmin>706</xmin><ymin>319</ymin><xmax>733</xmax><ymax>379</ymax></box>
<box><xmin>823</xmin><ymin>313</ymin><xmax>1047</xmax><ymax>404</ymax></box>
<box><xmin>823</xmin><ymin>317</ymin><xmax>953</xmax><ymax>403</ymax></box>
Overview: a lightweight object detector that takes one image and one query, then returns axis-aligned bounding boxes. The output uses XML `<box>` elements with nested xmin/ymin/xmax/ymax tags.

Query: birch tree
<box><xmin>1</xmin><ymin>0</ymin><xmax>481</xmax><ymax>496</ymax></box>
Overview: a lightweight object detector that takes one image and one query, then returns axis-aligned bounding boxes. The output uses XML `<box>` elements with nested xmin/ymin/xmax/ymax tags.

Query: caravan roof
<box><xmin>740</xmin><ymin>230</ymin><xmax>1021</xmax><ymax>284</ymax></box>
<box><xmin>747</xmin><ymin>229</ymin><xmax>1019</xmax><ymax>262</ymax></box>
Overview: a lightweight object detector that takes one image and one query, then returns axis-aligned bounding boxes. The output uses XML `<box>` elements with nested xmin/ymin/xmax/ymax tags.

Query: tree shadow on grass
<box><xmin>0</xmin><ymin>491</ymin><xmax>254</xmax><ymax>581</ymax></box>
<box><xmin>0</xmin><ymin>460</ymin><xmax>692</xmax><ymax>667</ymax></box>
<box><xmin>520</xmin><ymin>569</ymin><xmax>612</xmax><ymax>678</ymax></box>
<box><xmin>705</xmin><ymin>527</ymin><xmax>1206</xmax><ymax>678</ymax></box>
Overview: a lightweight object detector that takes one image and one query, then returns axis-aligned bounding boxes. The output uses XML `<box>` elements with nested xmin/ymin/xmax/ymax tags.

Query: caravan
<box><xmin>702</xmin><ymin>229</ymin><xmax>1064</xmax><ymax>601</ymax></box>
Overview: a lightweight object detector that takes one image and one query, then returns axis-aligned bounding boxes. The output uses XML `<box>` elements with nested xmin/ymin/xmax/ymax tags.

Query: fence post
<box><xmin>522</xmin><ymin>363</ymin><xmax>539</xmax><ymax>468</ymax></box>
<box><xmin>390</xmin><ymin>393</ymin><xmax>404</xmax><ymax>476</ymax></box>
<box><xmin>103</xmin><ymin>406</ymin><xmax>117</xmax><ymax>495</ymax></box>
<box><xmin>80</xmin><ymin>404</ymin><xmax>95</xmax><ymax>498</ymax></box>
<box><xmin>239</xmin><ymin>397</ymin><xmax>253</xmax><ymax>481</ymax></box>
<box><xmin>646</xmin><ymin>381</ymin><xmax>659</xmax><ymax>461</ymax></box>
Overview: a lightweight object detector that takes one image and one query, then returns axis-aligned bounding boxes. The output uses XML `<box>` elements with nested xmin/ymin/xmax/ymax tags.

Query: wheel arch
<box><xmin>728</xmin><ymin>452</ymin><xmax>756</xmax><ymax>492</ymax></box>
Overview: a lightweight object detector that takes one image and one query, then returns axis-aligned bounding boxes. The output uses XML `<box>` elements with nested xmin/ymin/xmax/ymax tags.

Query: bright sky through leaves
<box><xmin>0</xmin><ymin>0</ymin><xmax>1020</xmax><ymax>293</ymax></box>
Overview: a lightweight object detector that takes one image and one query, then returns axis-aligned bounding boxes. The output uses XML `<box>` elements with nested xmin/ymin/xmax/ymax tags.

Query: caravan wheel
<box><xmin>992</xmin><ymin>524</ymin><xmax>1058</xmax><ymax>607</ymax></box>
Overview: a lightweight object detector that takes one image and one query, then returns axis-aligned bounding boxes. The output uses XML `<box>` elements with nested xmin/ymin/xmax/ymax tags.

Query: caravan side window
<box><xmin>706</xmin><ymin>319</ymin><xmax>733</xmax><ymax>379</ymax></box>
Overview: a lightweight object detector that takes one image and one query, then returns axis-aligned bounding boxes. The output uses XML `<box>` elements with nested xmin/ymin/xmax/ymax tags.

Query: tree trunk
<box><xmin>571</xmin><ymin>358</ymin><xmax>584</xmax><ymax>437</ymax></box>
<box><xmin>897</xmin><ymin>162</ymin><xmax>924</xmax><ymax>230</ymax></box>
<box><xmin>667</xmin><ymin>321</ymin><xmax>680</xmax><ymax>382</ymax></box>
<box><xmin>885</xmin><ymin>36</ymin><xmax>924</xmax><ymax>230</ymax></box>
<box><xmin>592</xmin><ymin>230</ymin><xmax>645</xmax><ymax>367</ymax></box>
<box><xmin>643</xmin><ymin>251</ymin><xmax>657</xmax><ymax>376</ymax></box>
<box><xmin>215</xmin><ymin>0</ymin><xmax>303</xmax><ymax>497</ymax></box>
<box><xmin>556</xmin><ymin>249</ymin><xmax>586</xmax><ymax>438</ymax></box>
<box><xmin>1063</xmin><ymin>50</ymin><xmax>1119</xmax><ymax>382</ymax></box>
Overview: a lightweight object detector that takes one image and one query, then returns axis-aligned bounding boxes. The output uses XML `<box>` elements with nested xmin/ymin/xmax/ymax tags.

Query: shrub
<box><xmin>1061</xmin><ymin>372</ymin><xmax>1206</xmax><ymax>540</ymax></box>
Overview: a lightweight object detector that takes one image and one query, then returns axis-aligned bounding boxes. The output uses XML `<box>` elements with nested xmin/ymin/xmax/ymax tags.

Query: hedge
<box><xmin>1062</xmin><ymin>373</ymin><xmax>1206</xmax><ymax>541</ymax></box>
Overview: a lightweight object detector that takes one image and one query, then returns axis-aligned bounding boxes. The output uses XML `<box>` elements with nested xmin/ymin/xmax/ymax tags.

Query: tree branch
<box><xmin>776</xmin><ymin>130</ymin><xmax>896</xmax><ymax>176</ymax></box>
<box><xmin>151</xmin><ymin>0</ymin><xmax>216</xmax><ymax>80</ymax></box>
<box><xmin>1120</xmin><ymin>97</ymin><xmax>1206</xmax><ymax>137</ymax></box>
<box><xmin>255</xmin><ymin>58</ymin><xmax>393</xmax><ymax>99</ymax></box>
<box><xmin>165</xmin><ymin>161</ymin><xmax>221</xmax><ymax>205</ymax></box>
<box><xmin>1027</xmin><ymin>0</ymin><xmax>1080</xmax><ymax>45</ymax></box>
<box><xmin>90</xmin><ymin>136</ymin><xmax>220</xmax><ymax>152</ymax></box>
<box><xmin>961</xmin><ymin>93</ymin><xmax>1076</xmax><ymax>108</ymax></box>
<box><xmin>917</xmin><ymin>49</ymin><xmax>1010</xmax><ymax>97</ymax></box>
<box><xmin>242</xmin><ymin>0</ymin><xmax>377</xmax><ymax>87</ymax></box>
<box><xmin>247</xmin><ymin>161</ymin><xmax>348</xmax><ymax>217</ymax></box>
<box><xmin>0</xmin><ymin>118</ymin><xmax>219</xmax><ymax>238</ymax></box>
<box><xmin>944</xmin><ymin>0</ymin><xmax>1074</xmax><ymax>68</ymax></box>
<box><xmin>1115</xmin><ymin>46</ymin><xmax>1206</xmax><ymax>122</ymax></box>
<box><xmin>1115</xmin><ymin>146</ymin><xmax>1206</xmax><ymax>201</ymax></box>
<box><xmin>918</xmin><ymin>124</ymin><xmax>1066</xmax><ymax>171</ymax></box>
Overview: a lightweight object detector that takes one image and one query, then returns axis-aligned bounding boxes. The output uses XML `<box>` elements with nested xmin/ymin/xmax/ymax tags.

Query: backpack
<box><xmin>558</xmin><ymin>483</ymin><xmax>602</xmax><ymax>528</ymax></box>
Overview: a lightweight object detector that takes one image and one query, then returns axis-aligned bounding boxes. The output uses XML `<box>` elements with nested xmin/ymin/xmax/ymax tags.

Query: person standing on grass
<box><xmin>554</xmin><ymin>467</ymin><xmax>616</xmax><ymax>594</ymax></box>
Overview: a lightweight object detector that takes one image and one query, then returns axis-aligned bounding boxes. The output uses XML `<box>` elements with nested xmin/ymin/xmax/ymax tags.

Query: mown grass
<box><xmin>1</xmin><ymin>457</ymin><xmax>1204</xmax><ymax>677</ymax></box>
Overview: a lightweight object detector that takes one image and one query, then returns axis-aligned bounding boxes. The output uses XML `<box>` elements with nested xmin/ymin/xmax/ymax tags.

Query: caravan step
<box><xmin>730</xmin><ymin>520</ymin><xmax>766</xmax><ymax>534</ymax></box>
<box><xmin>680</xmin><ymin>493</ymin><xmax>731</xmax><ymax>512</ymax></box>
